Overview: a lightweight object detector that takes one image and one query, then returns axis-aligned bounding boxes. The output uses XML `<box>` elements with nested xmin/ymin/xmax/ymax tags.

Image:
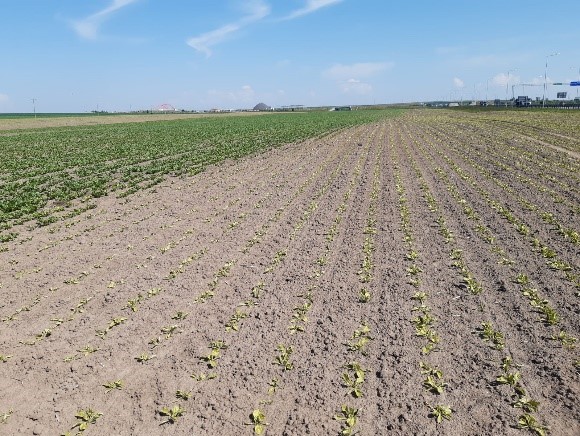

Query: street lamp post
<box><xmin>543</xmin><ymin>52</ymin><xmax>560</xmax><ymax>108</ymax></box>
<box><xmin>572</xmin><ymin>66</ymin><xmax>580</xmax><ymax>99</ymax></box>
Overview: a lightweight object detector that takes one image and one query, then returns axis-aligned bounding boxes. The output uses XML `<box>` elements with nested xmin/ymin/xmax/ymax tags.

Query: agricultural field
<box><xmin>0</xmin><ymin>108</ymin><xmax>578</xmax><ymax>435</ymax></box>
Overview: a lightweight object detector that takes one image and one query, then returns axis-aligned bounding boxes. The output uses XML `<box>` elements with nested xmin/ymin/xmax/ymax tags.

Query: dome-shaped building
<box><xmin>253</xmin><ymin>102</ymin><xmax>272</xmax><ymax>111</ymax></box>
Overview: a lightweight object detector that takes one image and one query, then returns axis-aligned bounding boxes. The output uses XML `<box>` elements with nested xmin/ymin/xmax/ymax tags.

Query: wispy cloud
<box><xmin>203</xmin><ymin>84</ymin><xmax>258</xmax><ymax>107</ymax></box>
<box><xmin>0</xmin><ymin>93</ymin><xmax>9</xmax><ymax>104</ymax></box>
<box><xmin>323</xmin><ymin>62</ymin><xmax>393</xmax><ymax>80</ymax></box>
<box><xmin>323</xmin><ymin>61</ymin><xmax>391</xmax><ymax>95</ymax></box>
<box><xmin>492</xmin><ymin>73</ymin><xmax>520</xmax><ymax>87</ymax></box>
<box><xmin>187</xmin><ymin>0</ymin><xmax>270</xmax><ymax>57</ymax></box>
<box><xmin>339</xmin><ymin>78</ymin><xmax>372</xmax><ymax>95</ymax></box>
<box><xmin>283</xmin><ymin>0</ymin><xmax>343</xmax><ymax>20</ymax></box>
<box><xmin>453</xmin><ymin>77</ymin><xmax>465</xmax><ymax>88</ymax></box>
<box><xmin>71</xmin><ymin>0</ymin><xmax>139</xmax><ymax>40</ymax></box>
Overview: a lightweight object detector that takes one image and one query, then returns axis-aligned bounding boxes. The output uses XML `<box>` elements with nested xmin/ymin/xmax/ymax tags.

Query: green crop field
<box><xmin>0</xmin><ymin>110</ymin><xmax>401</xmax><ymax>233</ymax></box>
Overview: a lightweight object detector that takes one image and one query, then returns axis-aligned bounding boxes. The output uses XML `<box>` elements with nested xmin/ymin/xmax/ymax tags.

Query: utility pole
<box><xmin>32</xmin><ymin>98</ymin><xmax>37</xmax><ymax>119</ymax></box>
<box><xmin>543</xmin><ymin>52</ymin><xmax>560</xmax><ymax>108</ymax></box>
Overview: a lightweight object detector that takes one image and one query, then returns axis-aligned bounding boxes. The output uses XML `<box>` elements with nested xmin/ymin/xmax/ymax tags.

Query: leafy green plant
<box><xmin>268</xmin><ymin>379</ymin><xmax>279</xmax><ymax>395</ymax></box>
<box><xmin>513</xmin><ymin>396</ymin><xmax>540</xmax><ymax>413</ymax></box>
<box><xmin>514</xmin><ymin>273</ymin><xmax>529</xmax><ymax>285</ymax></box>
<box><xmin>102</xmin><ymin>380</ymin><xmax>123</xmax><ymax>392</ymax></box>
<box><xmin>251</xmin><ymin>282</ymin><xmax>264</xmax><ymax>299</ymax></box>
<box><xmin>539</xmin><ymin>246</ymin><xmax>556</xmax><ymax>259</ymax></box>
<box><xmin>135</xmin><ymin>353</ymin><xmax>154</xmax><ymax>363</ymax></box>
<box><xmin>411</xmin><ymin>291</ymin><xmax>427</xmax><ymax>304</ymax></box>
<box><xmin>496</xmin><ymin>372</ymin><xmax>521</xmax><ymax>387</ymax></box>
<box><xmin>225</xmin><ymin>309</ymin><xmax>248</xmax><ymax>332</ymax></box>
<box><xmin>190</xmin><ymin>372</ymin><xmax>217</xmax><ymax>381</ymax></box>
<box><xmin>406</xmin><ymin>264</ymin><xmax>422</xmax><ymax>276</ymax></box>
<box><xmin>126</xmin><ymin>295</ymin><xmax>143</xmax><ymax>312</ymax></box>
<box><xmin>539</xmin><ymin>305</ymin><xmax>559</xmax><ymax>325</ymax></box>
<box><xmin>547</xmin><ymin>259</ymin><xmax>571</xmax><ymax>271</ymax></box>
<box><xmin>334</xmin><ymin>405</ymin><xmax>359</xmax><ymax>436</ymax></box>
<box><xmin>346</xmin><ymin>322</ymin><xmax>373</xmax><ymax>354</ymax></box>
<box><xmin>245</xmin><ymin>409</ymin><xmax>268</xmax><ymax>435</ymax></box>
<box><xmin>480</xmin><ymin>322</ymin><xmax>505</xmax><ymax>350</ymax></box>
<box><xmin>358</xmin><ymin>288</ymin><xmax>371</xmax><ymax>303</ymax></box>
<box><xmin>429</xmin><ymin>404</ymin><xmax>452</xmax><ymax>423</ymax></box>
<box><xmin>159</xmin><ymin>405</ymin><xmax>185</xmax><ymax>424</ymax></box>
<box><xmin>342</xmin><ymin>362</ymin><xmax>366</xmax><ymax>398</ymax></box>
<box><xmin>274</xmin><ymin>344</ymin><xmax>294</xmax><ymax>370</ymax></box>
<box><xmin>194</xmin><ymin>290</ymin><xmax>214</xmax><ymax>303</ymax></box>
<box><xmin>551</xmin><ymin>331</ymin><xmax>577</xmax><ymax>349</ymax></box>
<box><xmin>462</xmin><ymin>274</ymin><xmax>483</xmax><ymax>294</ymax></box>
<box><xmin>0</xmin><ymin>354</ymin><xmax>12</xmax><ymax>363</ymax></box>
<box><xmin>517</xmin><ymin>413</ymin><xmax>546</xmax><ymax>435</ymax></box>
<box><xmin>501</xmin><ymin>356</ymin><xmax>515</xmax><ymax>373</ymax></box>
<box><xmin>201</xmin><ymin>349</ymin><xmax>221</xmax><ymax>368</ymax></box>
<box><xmin>161</xmin><ymin>325</ymin><xmax>179</xmax><ymax>338</ymax></box>
<box><xmin>147</xmin><ymin>287</ymin><xmax>162</xmax><ymax>298</ymax></box>
<box><xmin>406</xmin><ymin>250</ymin><xmax>419</xmax><ymax>260</ymax></box>
<box><xmin>419</xmin><ymin>362</ymin><xmax>443</xmax><ymax>379</ymax></box>
<box><xmin>176</xmin><ymin>390</ymin><xmax>192</xmax><ymax>400</ymax></box>
<box><xmin>172</xmin><ymin>311</ymin><xmax>188</xmax><ymax>320</ymax></box>
<box><xmin>423</xmin><ymin>375</ymin><xmax>446</xmax><ymax>394</ymax></box>
<box><xmin>78</xmin><ymin>346</ymin><xmax>98</xmax><ymax>356</ymax></box>
<box><xmin>0</xmin><ymin>409</ymin><xmax>13</xmax><ymax>424</ymax></box>
<box><xmin>70</xmin><ymin>408</ymin><xmax>102</xmax><ymax>432</ymax></box>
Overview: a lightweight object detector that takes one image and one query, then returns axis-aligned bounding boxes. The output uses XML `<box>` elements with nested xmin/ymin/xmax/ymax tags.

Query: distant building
<box><xmin>515</xmin><ymin>96</ymin><xmax>532</xmax><ymax>107</ymax></box>
<box><xmin>332</xmin><ymin>106</ymin><xmax>352</xmax><ymax>111</ymax></box>
<box><xmin>253</xmin><ymin>102</ymin><xmax>272</xmax><ymax>111</ymax></box>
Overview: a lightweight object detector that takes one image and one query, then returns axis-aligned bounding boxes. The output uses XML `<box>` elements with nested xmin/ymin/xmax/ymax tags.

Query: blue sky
<box><xmin>1</xmin><ymin>0</ymin><xmax>579</xmax><ymax>112</ymax></box>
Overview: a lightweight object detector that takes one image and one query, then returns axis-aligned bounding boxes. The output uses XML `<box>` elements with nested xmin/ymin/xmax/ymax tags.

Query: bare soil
<box><xmin>0</xmin><ymin>112</ymin><xmax>264</xmax><ymax>131</ymax></box>
<box><xmin>0</xmin><ymin>112</ymin><xmax>578</xmax><ymax>435</ymax></box>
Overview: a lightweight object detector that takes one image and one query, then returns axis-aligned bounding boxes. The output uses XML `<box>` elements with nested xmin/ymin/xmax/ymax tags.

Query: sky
<box><xmin>1</xmin><ymin>0</ymin><xmax>579</xmax><ymax>112</ymax></box>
